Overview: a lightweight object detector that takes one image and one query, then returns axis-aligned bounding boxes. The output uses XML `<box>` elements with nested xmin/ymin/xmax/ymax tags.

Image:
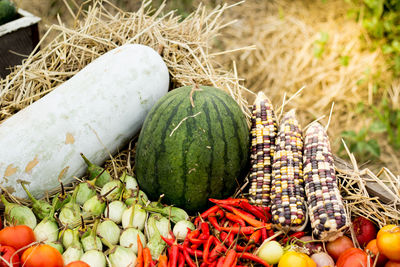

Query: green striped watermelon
<box><xmin>135</xmin><ymin>86</ymin><xmax>249</xmax><ymax>213</ymax></box>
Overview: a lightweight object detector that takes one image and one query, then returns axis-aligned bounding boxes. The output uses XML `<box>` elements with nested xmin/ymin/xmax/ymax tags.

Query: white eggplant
<box><xmin>80</xmin><ymin>250</ymin><xmax>106</xmax><ymax>267</ymax></box>
<box><xmin>173</xmin><ymin>220</ymin><xmax>195</xmax><ymax>241</ymax></box>
<box><xmin>121</xmin><ymin>204</ymin><xmax>146</xmax><ymax>230</ymax></box>
<box><xmin>96</xmin><ymin>220</ymin><xmax>120</xmax><ymax>246</ymax></box>
<box><xmin>104</xmin><ymin>200</ymin><xmax>127</xmax><ymax>224</ymax></box>
<box><xmin>119</xmin><ymin>228</ymin><xmax>146</xmax><ymax>254</ymax></box>
<box><xmin>108</xmin><ymin>246</ymin><xmax>137</xmax><ymax>267</ymax></box>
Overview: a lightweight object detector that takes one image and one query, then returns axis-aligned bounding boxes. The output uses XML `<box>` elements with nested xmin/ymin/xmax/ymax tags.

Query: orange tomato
<box><xmin>65</xmin><ymin>261</ymin><xmax>91</xmax><ymax>267</ymax></box>
<box><xmin>326</xmin><ymin>235</ymin><xmax>354</xmax><ymax>261</ymax></box>
<box><xmin>336</xmin><ymin>248</ymin><xmax>372</xmax><ymax>267</ymax></box>
<box><xmin>278</xmin><ymin>251</ymin><xmax>316</xmax><ymax>267</ymax></box>
<box><xmin>385</xmin><ymin>261</ymin><xmax>400</xmax><ymax>267</ymax></box>
<box><xmin>377</xmin><ymin>225</ymin><xmax>400</xmax><ymax>261</ymax></box>
<box><xmin>21</xmin><ymin>244</ymin><xmax>64</xmax><ymax>267</ymax></box>
<box><xmin>0</xmin><ymin>225</ymin><xmax>36</xmax><ymax>253</ymax></box>
<box><xmin>365</xmin><ymin>239</ymin><xmax>388</xmax><ymax>267</ymax></box>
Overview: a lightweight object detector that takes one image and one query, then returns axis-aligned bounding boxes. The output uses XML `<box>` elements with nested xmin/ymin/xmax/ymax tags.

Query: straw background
<box><xmin>1</xmin><ymin>0</ymin><xmax>399</xmax><ymax>228</ymax></box>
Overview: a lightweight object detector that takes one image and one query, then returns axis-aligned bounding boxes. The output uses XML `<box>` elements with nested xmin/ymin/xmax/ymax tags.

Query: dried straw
<box><xmin>1</xmin><ymin>0</ymin><xmax>399</xmax><ymax>228</ymax></box>
<box><xmin>216</xmin><ymin>0</ymin><xmax>397</xmax><ymax>171</ymax></box>
<box><xmin>0</xmin><ymin>0</ymin><xmax>250</xmax><ymax>122</ymax></box>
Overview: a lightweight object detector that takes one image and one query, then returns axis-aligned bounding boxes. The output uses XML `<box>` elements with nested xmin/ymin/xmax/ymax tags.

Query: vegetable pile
<box><xmin>0</xmin><ymin>46</ymin><xmax>399</xmax><ymax>267</ymax></box>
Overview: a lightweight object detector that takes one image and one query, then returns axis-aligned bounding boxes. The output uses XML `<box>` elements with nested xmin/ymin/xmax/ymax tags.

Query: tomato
<box><xmin>278</xmin><ymin>251</ymin><xmax>316</xmax><ymax>267</ymax></box>
<box><xmin>0</xmin><ymin>245</ymin><xmax>20</xmax><ymax>267</ymax></box>
<box><xmin>65</xmin><ymin>261</ymin><xmax>91</xmax><ymax>267</ymax></box>
<box><xmin>0</xmin><ymin>225</ymin><xmax>35</xmax><ymax>253</ymax></box>
<box><xmin>336</xmin><ymin>248</ymin><xmax>373</xmax><ymax>267</ymax></box>
<box><xmin>21</xmin><ymin>244</ymin><xmax>63</xmax><ymax>267</ymax></box>
<box><xmin>377</xmin><ymin>225</ymin><xmax>400</xmax><ymax>261</ymax></box>
<box><xmin>385</xmin><ymin>261</ymin><xmax>400</xmax><ymax>267</ymax></box>
<box><xmin>326</xmin><ymin>235</ymin><xmax>354</xmax><ymax>261</ymax></box>
<box><xmin>365</xmin><ymin>239</ymin><xmax>388</xmax><ymax>267</ymax></box>
<box><xmin>353</xmin><ymin>216</ymin><xmax>377</xmax><ymax>247</ymax></box>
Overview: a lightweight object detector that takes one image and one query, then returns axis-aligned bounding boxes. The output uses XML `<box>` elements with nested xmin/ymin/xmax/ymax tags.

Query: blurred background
<box><xmin>15</xmin><ymin>0</ymin><xmax>400</xmax><ymax>173</ymax></box>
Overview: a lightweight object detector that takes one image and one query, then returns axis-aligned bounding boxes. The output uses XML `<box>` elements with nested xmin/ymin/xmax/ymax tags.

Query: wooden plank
<box><xmin>334</xmin><ymin>156</ymin><xmax>398</xmax><ymax>206</ymax></box>
<box><xmin>0</xmin><ymin>9</ymin><xmax>40</xmax><ymax>78</ymax></box>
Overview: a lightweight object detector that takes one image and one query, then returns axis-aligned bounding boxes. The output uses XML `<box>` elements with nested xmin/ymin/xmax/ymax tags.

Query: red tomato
<box><xmin>353</xmin><ymin>216</ymin><xmax>377</xmax><ymax>247</ymax></box>
<box><xmin>336</xmin><ymin>248</ymin><xmax>373</xmax><ymax>267</ymax></box>
<box><xmin>385</xmin><ymin>261</ymin><xmax>400</xmax><ymax>267</ymax></box>
<box><xmin>65</xmin><ymin>261</ymin><xmax>90</xmax><ymax>267</ymax></box>
<box><xmin>21</xmin><ymin>244</ymin><xmax>63</xmax><ymax>267</ymax></box>
<box><xmin>326</xmin><ymin>235</ymin><xmax>354</xmax><ymax>261</ymax></box>
<box><xmin>0</xmin><ymin>245</ymin><xmax>20</xmax><ymax>267</ymax></box>
<box><xmin>0</xmin><ymin>225</ymin><xmax>35</xmax><ymax>253</ymax></box>
<box><xmin>377</xmin><ymin>225</ymin><xmax>400</xmax><ymax>261</ymax></box>
<box><xmin>365</xmin><ymin>239</ymin><xmax>388</xmax><ymax>267</ymax></box>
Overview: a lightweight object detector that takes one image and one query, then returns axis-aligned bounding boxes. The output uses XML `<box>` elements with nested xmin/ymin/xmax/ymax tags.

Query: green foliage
<box><xmin>372</xmin><ymin>97</ymin><xmax>400</xmax><ymax>149</ymax></box>
<box><xmin>350</xmin><ymin>0</ymin><xmax>400</xmax><ymax>74</ymax></box>
<box><xmin>339</xmin><ymin>126</ymin><xmax>381</xmax><ymax>162</ymax></box>
<box><xmin>314</xmin><ymin>32</ymin><xmax>329</xmax><ymax>58</ymax></box>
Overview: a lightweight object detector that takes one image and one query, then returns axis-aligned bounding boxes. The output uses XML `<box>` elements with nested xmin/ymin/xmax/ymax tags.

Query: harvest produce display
<box><xmin>1</xmin><ymin>46</ymin><xmax>399</xmax><ymax>267</ymax></box>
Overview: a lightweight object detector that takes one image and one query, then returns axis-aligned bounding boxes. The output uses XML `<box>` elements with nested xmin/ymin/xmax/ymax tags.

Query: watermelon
<box><xmin>0</xmin><ymin>0</ymin><xmax>17</xmax><ymax>25</ymax></box>
<box><xmin>135</xmin><ymin>86</ymin><xmax>249</xmax><ymax>213</ymax></box>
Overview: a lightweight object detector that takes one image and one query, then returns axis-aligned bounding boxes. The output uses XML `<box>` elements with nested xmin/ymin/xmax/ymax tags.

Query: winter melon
<box><xmin>135</xmin><ymin>86</ymin><xmax>249</xmax><ymax>213</ymax></box>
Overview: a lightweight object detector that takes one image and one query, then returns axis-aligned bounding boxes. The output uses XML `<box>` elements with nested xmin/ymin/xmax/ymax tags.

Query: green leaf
<box><xmin>369</xmin><ymin>120</ymin><xmax>387</xmax><ymax>133</ymax></box>
<box><xmin>340</xmin><ymin>55</ymin><xmax>350</xmax><ymax>66</ymax></box>
<box><xmin>365</xmin><ymin>139</ymin><xmax>381</xmax><ymax>157</ymax></box>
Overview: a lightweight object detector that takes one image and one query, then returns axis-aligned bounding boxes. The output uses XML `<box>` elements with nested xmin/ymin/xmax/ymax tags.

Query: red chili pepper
<box><xmin>236</xmin><ymin>244</ymin><xmax>254</xmax><ymax>252</ymax></box>
<box><xmin>267</xmin><ymin>229</ymin><xmax>275</xmax><ymax>239</ymax></box>
<box><xmin>249</xmin><ymin>229</ymin><xmax>262</xmax><ymax>244</ymax></box>
<box><xmin>225</xmin><ymin>213</ymin><xmax>246</xmax><ymax>227</ymax></box>
<box><xmin>183</xmin><ymin>237</ymin><xmax>197</xmax><ymax>267</ymax></box>
<box><xmin>188</xmin><ymin>238</ymin><xmax>206</xmax><ymax>245</ymax></box>
<box><xmin>281</xmin><ymin>231</ymin><xmax>306</xmax><ymax>243</ymax></box>
<box><xmin>209</xmin><ymin>243</ymin><xmax>227</xmax><ymax>262</ymax></box>
<box><xmin>222</xmin><ymin>249</ymin><xmax>237</xmax><ymax>267</ymax></box>
<box><xmin>215</xmin><ymin>209</ymin><xmax>225</xmax><ymax>218</ymax></box>
<box><xmin>210</xmin><ymin>262</ymin><xmax>217</xmax><ymax>267</ymax></box>
<box><xmin>217</xmin><ymin>204</ymin><xmax>257</xmax><ymax>220</ymax></box>
<box><xmin>199</xmin><ymin>222</ymin><xmax>210</xmax><ymax>240</ymax></box>
<box><xmin>186</xmin><ymin>248</ymin><xmax>203</xmax><ymax>258</ymax></box>
<box><xmin>137</xmin><ymin>234</ymin><xmax>144</xmax><ymax>267</ymax></box>
<box><xmin>230</xmin><ymin>206</ymin><xmax>268</xmax><ymax>228</ymax></box>
<box><xmin>261</xmin><ymin>227</ymin><xmax>268</xmax><ymax>241</ymax></box>
<box><xmin>220</xmin><ymin>226</ymin><xmax>255</xmax><ymax>235</ymax></box>
<box><xmin>157</xmin><ymin>254</ymin><xmax>168</xmax><ymax>267</ymax></box>
<box><xmin>161</xmin><ymin>236</ymin><xmax>180</xmax><ymax>248</ymax></box>
<box><xmin>209</xmin><ymin>198</ymin><xmax>249</xmax><ymax>206</ymax></box>
<box><xmin>239</xmin><ymin>202</ymin><xmax>269</xmax><ymax>222</ymax></box>
<box><xmin>169</xmin><ymin>244</ymin><xmax>180</xmax><ymax>267</ymax></box>
<box><xmin>239</xmin><ymin>252</ymin><xmax>271</xmax><ymax>267</ymax></box>
<box><xmin>187</xmin><ymin>229</ymin><xmax>201</xmax><ymax>240</ymax></box>
<box><xmin>208</xmin><ymin>214</ymin><xmax>221</xmax><ymax>231</ymax></box>
<box><xmin>198</xmin><ymin>205</ymin><xmax>220</xmax><ymax>220</ymax></box>
<box><xmin>143</xmin><ymin>247</ymin><xmax>152</xmax><ymax>267</ymax></box>
<box><xmin>203</xmin><ymin>235</ymin><xmax>215</xmax><ymax>264</ymax></box>
<box><xmin>216</xmin><ymin>256</ymin><xmax>226</xmax><ymax>267</ymax></box>
<box><xmin>178</xmin><ymin>252</ymin><xmax>185</xmax><ymax>267</ymax></box>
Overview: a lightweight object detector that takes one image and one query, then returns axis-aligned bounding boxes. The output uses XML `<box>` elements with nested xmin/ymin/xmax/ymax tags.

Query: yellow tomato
<box><xmin>278</xmin><ymin>251</ymin><xmax>315</xmax><ymax>267</ymax></box>
<box><xmin>377</xmin><ymin>225</ymin><xmax>400</xmax><ymax>261</ymax></box>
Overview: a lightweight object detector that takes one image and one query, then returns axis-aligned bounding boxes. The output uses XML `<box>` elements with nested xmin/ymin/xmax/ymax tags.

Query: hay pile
<box><xmin>0</xmin><ymin>0</ymin><xmax>399</xmax><ymax>228</ymax></box>
<box><xmin>0</xmin><ymin>0</ymin><xmax>249</xmax><ymax>122</ymax></box>
<box><xmin>216</xmin><ymin>0</ymin><xmax>398</xmax><ymax>172</ymax></box>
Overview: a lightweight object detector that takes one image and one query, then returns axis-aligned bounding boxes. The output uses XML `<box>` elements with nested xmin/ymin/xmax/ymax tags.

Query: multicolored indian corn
<box><xmin>303</xmin><ymin>122</ymin><xmax>348</xmax><ymax>240</ymax></box>
<box><xmin>248</xmin><ymin>92</ymin><xmax>278</xmax><ymax>206</ymax></box>
<box><xmin>270</xmin><ymin>109</ymin><xmax>306</xmax><ymax>229</ymax></box>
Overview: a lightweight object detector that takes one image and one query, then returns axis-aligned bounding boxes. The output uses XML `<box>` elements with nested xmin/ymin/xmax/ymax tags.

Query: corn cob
<box><xmin>248</xmin><ymin>92</ymin><xmax>278</xmax><ymax>206</ymax></box>
<box><xmin>271</xmin><ymin>109</ymin><xmax>306</xmax><ymax>230</ymax></box>
<box><xmin>303</xmin><ymin>122</ymin><xmax>348</xmax><ymax>241</ymax></box>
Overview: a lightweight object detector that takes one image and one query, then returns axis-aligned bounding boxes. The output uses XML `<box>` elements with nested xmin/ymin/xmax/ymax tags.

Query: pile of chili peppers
<box><xmin>161</xmin><ymin>198</ymin><xmax>274</xmax><ymax>267</ymax></box>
